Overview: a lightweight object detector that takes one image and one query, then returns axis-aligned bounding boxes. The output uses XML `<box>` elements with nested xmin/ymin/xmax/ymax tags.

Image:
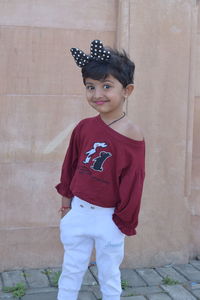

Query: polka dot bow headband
<box><xmin>70</xmin><ymin>40</ymin><xmax>111</xmax><ymax>68</ymax></box>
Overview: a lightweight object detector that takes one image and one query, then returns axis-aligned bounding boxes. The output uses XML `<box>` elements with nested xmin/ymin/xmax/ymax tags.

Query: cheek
<box><xmin>85</xmin><ymin>91</ymin><xmax>91</xmax><ymax>100</ymax></box>
<box><xmin>86</xmin><ymin>93</ymin><xmax>93</xmax><ymax>104</ymax></box>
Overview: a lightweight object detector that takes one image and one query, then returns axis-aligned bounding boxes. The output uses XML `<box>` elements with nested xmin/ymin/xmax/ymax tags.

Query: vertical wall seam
<box><xmin>184</xmin><ymin>4</ymin><xmax>198</xmax><ymax>197</ymax></box>
<box><xmin>116</xmin><ymin>0</ymin><xmax>130</xmax><ymax>115</ymax></box>
<box><xmin>116</xmin><ymin>0</ymin><xmax>130</xmax><ymax>52</ymax></box>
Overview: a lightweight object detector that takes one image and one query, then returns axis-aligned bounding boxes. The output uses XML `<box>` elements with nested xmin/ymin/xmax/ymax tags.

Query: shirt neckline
<box><xmin>95</xmin><ymin>114</ymin><xmax>145</xmax><ymax>146</ymax></box>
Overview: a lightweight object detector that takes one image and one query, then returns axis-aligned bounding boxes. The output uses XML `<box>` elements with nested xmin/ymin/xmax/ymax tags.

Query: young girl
<box><xmin>56</xmin><ymin>40</ymin><xmax>145</xmax><ymax>300</ymax></box>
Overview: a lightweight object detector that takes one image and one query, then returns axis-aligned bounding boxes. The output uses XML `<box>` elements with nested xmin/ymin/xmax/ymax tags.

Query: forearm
<box><xmin>60</xmin><ymin>196</ymin><xmax>72</xmax><ymax>218</ymax></box>
<box><xmin>61</xmin><ymin>196</ymin><xmax>72</xmax><ymax>207</ymax></box>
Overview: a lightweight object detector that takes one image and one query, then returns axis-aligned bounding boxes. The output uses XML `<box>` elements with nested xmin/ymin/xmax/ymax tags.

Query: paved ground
<box><xmin>0</xmin><ymin>260</ymin><xmax>200</xmax><ymax>299</ymax></box>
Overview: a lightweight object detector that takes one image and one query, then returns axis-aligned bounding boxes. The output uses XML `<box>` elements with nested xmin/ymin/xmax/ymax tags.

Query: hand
<box><xmin>61</xmin><ymin>208</ymin><xmax>71</xmax><ymax>219</ymax></box>
<box><xmin>59</xmin><ymin>197</ymin><xmax>72</xmax><ymax>219</ymax></box>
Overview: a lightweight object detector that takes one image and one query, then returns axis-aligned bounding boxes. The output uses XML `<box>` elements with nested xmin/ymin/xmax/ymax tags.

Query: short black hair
<box><xmin>81</xmin><ymin>48</ymin><xmax>135</xmax><ymax>88</ymax></box>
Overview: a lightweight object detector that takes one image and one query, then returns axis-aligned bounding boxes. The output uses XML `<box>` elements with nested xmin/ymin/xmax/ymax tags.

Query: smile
<box><xmin>94</xmin><ymin>100</ymin><xmax>109</xmax><ymax>105</ymax></box>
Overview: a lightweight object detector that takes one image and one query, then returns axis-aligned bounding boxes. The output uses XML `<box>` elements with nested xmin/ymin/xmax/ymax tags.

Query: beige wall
<box><xmin>0</xmin><ymin>0</ymin><xmax>116</xmax><ymax>271</ymax></box>
<box><xmin>190</xmin><ymin>0</ymin><xmax>200</xmax><ymax>257</ymax></box>
<box><xmin>124</xmin><ymin>0</ymin><xmax>198</xmax><ymax>267</ymax></box>
<box><xmin>0</xmin><ymin>0</ymin><xmax>199</xmax><ymax>271</ymax></box>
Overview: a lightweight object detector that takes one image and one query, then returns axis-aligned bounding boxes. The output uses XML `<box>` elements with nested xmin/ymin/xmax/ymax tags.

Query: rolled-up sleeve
<box><xmin>55</xmin><ymin>126</ymin><xmax>79</xmax><ymax>198</ymax></box>
<box><xmin>113</xmin><ymin>166</ymin><xmax>145</xmax><ymax>236</ymax></box>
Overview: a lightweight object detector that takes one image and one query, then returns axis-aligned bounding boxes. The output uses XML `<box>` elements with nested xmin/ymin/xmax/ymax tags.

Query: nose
<box><xmin>93</xmin><ymin>87</ymin><xmax>103</xmax><ymax>99</ymax></box>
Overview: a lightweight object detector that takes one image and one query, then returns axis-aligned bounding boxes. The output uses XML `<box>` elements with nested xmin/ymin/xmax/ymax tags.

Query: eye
<box><xmin>86</xmin><ymin>85</ymin><xmax>95</xmax><ymax>90</ymax></box>
<box><xmin>103</xmin><ymin>84</ymin><xmax>111</xmax><ymax>89</ymax></box>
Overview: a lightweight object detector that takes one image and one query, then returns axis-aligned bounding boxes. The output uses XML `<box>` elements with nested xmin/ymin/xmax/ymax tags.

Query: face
<box><xmin>85</xmin><ymin>75</ymin><xmax>133</xmax><ymax>117</ymax></box>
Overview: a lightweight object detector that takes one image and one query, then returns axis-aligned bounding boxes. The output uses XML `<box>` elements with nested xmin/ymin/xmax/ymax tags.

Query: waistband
<box><xmin>72</xmin><ymin>196</ymin><xmax>115</xmax><ymax>214</ymax></box>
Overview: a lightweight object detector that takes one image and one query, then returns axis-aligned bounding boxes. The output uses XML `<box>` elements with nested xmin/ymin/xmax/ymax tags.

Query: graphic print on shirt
<box><xmin>91</xmin><ymin>151</ymin><xmax>112</xmax><ymax>172</ymax></box>
<box><xmin>83</xmin><ymin>142</ymin><xmax>112</xmax><ymax>172</ymax></box>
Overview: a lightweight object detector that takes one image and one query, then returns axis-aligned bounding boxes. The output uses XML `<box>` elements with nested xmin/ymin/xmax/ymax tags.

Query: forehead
<box><xmin>85</xmin><ymin>74</ymin><xmax>119</xmax><ymax>84</ymax></box>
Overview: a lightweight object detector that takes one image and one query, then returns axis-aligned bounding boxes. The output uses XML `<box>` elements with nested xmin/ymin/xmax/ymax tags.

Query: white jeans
<box><xmin>58</xmin><ymin>196</ymin><xmax>125</xmax><ymax>300</ymax></box>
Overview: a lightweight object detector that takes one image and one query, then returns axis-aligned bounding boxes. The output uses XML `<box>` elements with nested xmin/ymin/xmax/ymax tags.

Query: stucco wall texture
<box><xmin>0</xmin><ymin>0</ymin><xmax>199</xmax><ymax>271</ymax></box>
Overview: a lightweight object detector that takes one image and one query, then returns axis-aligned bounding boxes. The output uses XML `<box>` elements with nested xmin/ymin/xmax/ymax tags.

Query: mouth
<box><xmin>94</xmin><ymin>100</ymin><xmax>109</xmax><ymax>105</ymax></box>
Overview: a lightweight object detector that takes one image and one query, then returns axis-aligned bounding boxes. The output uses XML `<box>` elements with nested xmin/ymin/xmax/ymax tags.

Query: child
<box><xmin>56</xmin><ymin>40</ymin><xmax>145</xmax><ymax>300</ymax></box>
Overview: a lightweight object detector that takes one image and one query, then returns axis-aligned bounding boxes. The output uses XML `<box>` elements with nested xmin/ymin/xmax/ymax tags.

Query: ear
<box><xmin>124</xmin><ymin>84</ymin><xmax>134</xmax><ymax>98</ymax></box>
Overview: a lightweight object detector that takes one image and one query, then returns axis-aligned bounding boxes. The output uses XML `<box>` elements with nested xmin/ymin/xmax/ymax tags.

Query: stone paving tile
<box><xmin>22</xmin><ymin>291</ymin><xmax>57</xmax><ymax>300</ymax></box>
<box><xmin>190</xmin><ymin>260</ymin><xmax>200</xmax><ymax>271</ymax></box>
<box><xmin>1</xmin><ymin>270</ymin><xmax>27</xmax><ymax>288</ymax></box>
<box><xmin>184</xmin><ymin>281</ymin><xmax>200</xmax><ymax>293</ymax></box>
<box><xmin>77</xmin><ymin>291</ymin><xmax>97</xmax><ymax>300</ymax></box>
<box><xmin>122</xmin><ymin>286</ymin><xmax>162</xmax><ymax>297</ymax></box>
<box><xmin>122</xmin><ymin>296</ymin><xmax>146</xmax><ymax>300</ymax></box>
<box><xmin>0</xmin><ymin>292</ymin><xmax>14</xmax><ymax>299</ymax></box>
<box><xmin>44</xmin><ymin>267</ymin><xmax>98</xmax><ymax>289</ymax></box>
<box><xmin>25</xmin><ymin>287</ymin><xmax>57</xmax><ymax>295</ymax></box>
<box><xmin>173</xmin><ymin>264</ymin><xmax>200</xmax><ymax>282</ymax></box>
<box><xmin>24</xmin><ymin>289</ymin><xmax>97</xmax><ymax>300</ymax></box>
<box><xmin>2</xmin><ymin>262</ymin><xmax>200</xmax><ymax>300</ymax></box>
<box><xmin>136</xmin><ymin>268</ymin><xmax>163</xmax><ymax>286</ymax></box>
<box><xmin>46</xmin><ymin>268</ymin><xmax>61</xmax><ymax>287</ymax></box>
<box><xmin>161</xmin><ymin>284</ymin><xmax>197</xmax><ymax>299</ymax></box>
<box><xmin>89</xmin><ymin>265</ymin><xmax>98</xmax><ymax>281</ymax></box>
<box><xmin>82</xmin><ymin>269</ymin><xmax>98</xmax><ymax>286</ymax></box>
<box><xmin>0</xmin><ymin>276</ymin><xmax>3</xmax><ymax>291</ymax></box>
<box><xmin>147</xmin><ymin>293</ymin><xmax>172</xmax><ymax>299</ymax></box>
<box><xmin>180</xmin><ymin>281</ymin><xmax>200</xmax><ymax>298</ymax></box>
<box><xmin>190</xmin><ymin>283</ymin><xmax>200</xmax><ymax>290</ymax></box>
<box><xmin>24</xmin><ymin>269</ymin><xmax>49</xmax><ymax>288</ymax></box>
<box><xmin>156</xmin><ymin>266</ymin><xmax>188</xmax><ymax>283</ymax></box>
<box><xmin>83</xmin><ymin>285</ymin><xmax>101</xmax><ymax>299</ymax></box>
<box><xmin>121</xmin><ymin>269</ymin><xmax>147</xmax><ymax>287</ymax></box>
<box><xmin>192</xmin><ymin>288</ymin><xmax>200</xmax><ymax>298</ymax></box>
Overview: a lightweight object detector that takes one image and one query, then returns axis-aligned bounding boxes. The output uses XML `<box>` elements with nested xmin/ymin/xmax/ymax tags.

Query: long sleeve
<box><xmin>55</xmin><ymin>126</ymin><xmax>80</xmax><ymax>198</ymax></box>
<box><xmin>113</xmin><ymin>165</ymin><xmax>145</xmax><ymax>236</ymax></box>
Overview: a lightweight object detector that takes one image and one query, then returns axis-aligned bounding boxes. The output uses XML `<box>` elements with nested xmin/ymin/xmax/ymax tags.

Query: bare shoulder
<box><xmin>125</xmin><ymin>119</ymin><xmax>144</xmax><ymax>141</ymax></box>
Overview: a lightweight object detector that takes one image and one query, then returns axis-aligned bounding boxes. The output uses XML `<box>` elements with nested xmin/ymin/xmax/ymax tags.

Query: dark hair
<box><xmin>81</xmin><ymin>48</ymin><xmax>135</xmax><ymax>88</ymax></box>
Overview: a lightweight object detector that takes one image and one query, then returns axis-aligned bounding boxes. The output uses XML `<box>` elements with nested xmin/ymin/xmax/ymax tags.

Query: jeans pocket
<box><xmin>60</xmin><ymin>209</ymin><xmax>73</xmax><ymax>226</ymax></box>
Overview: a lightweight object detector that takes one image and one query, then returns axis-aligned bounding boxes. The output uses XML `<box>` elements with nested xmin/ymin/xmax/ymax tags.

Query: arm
<box><xmin>113</xmin><ymin>145</ymin><xmax>145</xmax><ymax>236</ymax></box>
<box><xmin>113</xmin><ymin>168</ymin><xmax>145</xmax><ymax>236</ymax></box>
<box><xmin>60</xmin><ymin>196</ymin><xmax>72</xmax><ymax>218</ymax></box>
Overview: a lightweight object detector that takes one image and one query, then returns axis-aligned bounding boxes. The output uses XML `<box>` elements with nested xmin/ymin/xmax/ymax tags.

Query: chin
<box><xmin>91</xmin><ymin>106</ymin><xmax>107</xmax><ymax>113</ymax></box>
